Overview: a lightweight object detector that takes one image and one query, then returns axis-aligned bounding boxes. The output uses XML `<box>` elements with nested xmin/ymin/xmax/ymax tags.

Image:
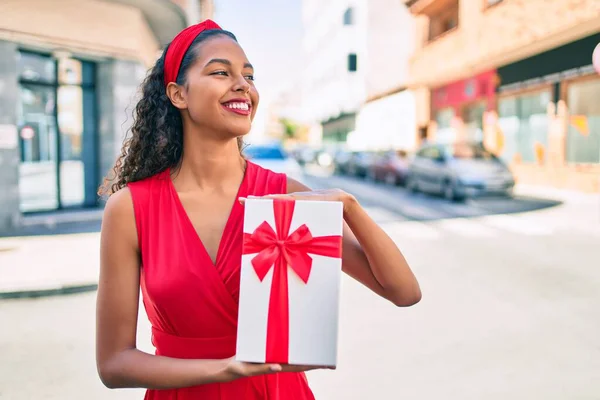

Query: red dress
<box><xmin>128</xmin><ymin>161</ymin><xmax>315</xmax><ymax>399</ymax></box>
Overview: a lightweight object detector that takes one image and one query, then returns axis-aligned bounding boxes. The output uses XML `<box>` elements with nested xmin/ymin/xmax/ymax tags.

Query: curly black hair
<box><xmin>98</xmin><ymin>28</ymin><xmax>241</xmax><ymax>197</ymax></box>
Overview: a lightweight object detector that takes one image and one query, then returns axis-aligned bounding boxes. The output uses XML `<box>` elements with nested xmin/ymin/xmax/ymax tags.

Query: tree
<box><xmin>280</xmin><ymin>118</ymin><xmax>298</xmax><ymax>139</ymax></box>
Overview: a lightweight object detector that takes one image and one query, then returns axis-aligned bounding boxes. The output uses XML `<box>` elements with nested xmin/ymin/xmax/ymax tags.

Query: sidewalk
<box><xmin>0</xmin><ymin>184</ymin><xmax>597</xmax><ymax>299</ymax></box>
<box><xmin>0</xmin><ymin>209</ymin><xmax>103</xmax><ymax>299</ymax></box>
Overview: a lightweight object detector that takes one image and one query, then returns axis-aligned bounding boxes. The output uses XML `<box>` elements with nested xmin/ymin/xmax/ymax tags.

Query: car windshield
<box><xmin>244</xmin><ymin>145</ymin><xmax>287</xmax><ymax>160</ymax></box>
<box><xmin>447</xmin><ymin>144</ymin><xmax>495</xmax><ymax>160</ymax></box>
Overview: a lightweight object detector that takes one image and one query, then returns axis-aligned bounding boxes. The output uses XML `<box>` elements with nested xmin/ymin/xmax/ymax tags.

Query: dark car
<box><xmin>368</xmin><ymin>149</ymin><xmax>410</xmax><ymax>185</ymax></box>
<box><xmin>406</xmin><ymin>142</ymin><xmax>515</xmax><ymax>201</ymax></box>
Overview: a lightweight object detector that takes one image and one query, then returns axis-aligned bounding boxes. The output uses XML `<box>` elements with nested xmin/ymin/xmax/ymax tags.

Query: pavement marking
<box><xmin>382</xmin><ymin>220</ymin><xmax>441</xmax><ymax>241</ymax></box>
<box><xmin>433</xmin><ymin>218</ymin><xmax>499</xmax><ymax>237</ymax></box>
<box><xmin>478</xmin><ymin>214</ymin><xmax>554</xmax><ymax>236</ymax></box>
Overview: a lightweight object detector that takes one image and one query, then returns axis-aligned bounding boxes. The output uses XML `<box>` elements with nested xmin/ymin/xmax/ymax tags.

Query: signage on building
<box><xmin>0</xmin><ymin>125</ymin><xmax>18</xmax><ymax>149</ymax></box>
<box><xmin>432</xmin><ymin>70</ymin><xmax>498</xmax><ymax>111</ymax></box>
<box><xmin>498</xmin><ymin>65</ymin><xmax>596</xmax><ymax>93</ymax></box>
<box><xmin>20</xmin><ymin>126</ymin><xmax>35</xmax><ymax>140</ymax></box>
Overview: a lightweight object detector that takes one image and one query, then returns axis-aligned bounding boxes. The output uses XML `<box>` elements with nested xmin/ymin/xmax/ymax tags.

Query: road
<box><xmin>1</xmin><ymin>171</ymin><xmax>599</xmax><ymax>399</ymax></box>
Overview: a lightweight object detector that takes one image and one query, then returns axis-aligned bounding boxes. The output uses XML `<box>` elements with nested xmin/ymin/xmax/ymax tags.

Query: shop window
<box><xmin>566</xmin><ymin>79</ymin><xmax>600</xmax><ymax>164</ymax></box>
<box><xmin>348</xmin><ymin>53</ymin><xmax>357</xmax><ymax>72</ymax></box>
<box><xmin>435</xmin><ymin>108</ymin><xmax>456</xmax><ymax>143</ymax></box>
<box><xmin>428</xmin><ymin>0</ymin><xmax>459</xmax><ymax>42</ymax></box>
<box><xmin>462</xmin><ymin>102</ymin><xmax>486</xmax><ymax>143</ymax></box>
<box><xmin>343</xmin><ymin>7</ymin><xmax>354</xmax><ymax>25</ymax></box>
<box><xmin>497</xmin><ymin>90</ymin><xmax>551</xmax><ymax>164</ymax></box>
<box><xmin>18</xmin><ymin>52</ymin><xmax>55</xmax><ymax>84</ymax></box>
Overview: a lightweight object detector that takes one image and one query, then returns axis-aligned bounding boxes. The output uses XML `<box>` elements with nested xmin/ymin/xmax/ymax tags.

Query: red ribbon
<box><xmin>242</xmin><ymin>199</ymin><xmax>342</xmax><ymax>363</ymax></box>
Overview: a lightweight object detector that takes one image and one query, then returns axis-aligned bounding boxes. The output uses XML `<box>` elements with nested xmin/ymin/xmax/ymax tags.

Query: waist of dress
<box><xmin>151</xmin><ymin>327</ymin><xmax>236</xmax><ymax>360</ymax></box>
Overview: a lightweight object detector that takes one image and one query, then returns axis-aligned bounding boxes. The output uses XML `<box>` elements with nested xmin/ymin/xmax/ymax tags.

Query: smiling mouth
<box><xmin>222</xmin><ymin>101</ymin><xmax>252</xmax><ymax>116</ymax></box>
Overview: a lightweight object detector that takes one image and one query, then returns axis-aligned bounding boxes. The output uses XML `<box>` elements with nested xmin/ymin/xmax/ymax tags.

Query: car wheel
<box><xmin>366</xmin><ymin>169</ymin><xmax>377</xmax><ymax>182</ymax></box>
<box><xmin>384</xmin><ymin>172</ymin><xmax>397</xmax><ymax>186</ymax></box>
<box><xmin>443</xmin><ymin>180</ymin><xmax>464</xmax><ymax>202</ymax></box>
<box><xmin>407</xmin><ymin>176</ymin><xmax>419</xmax><ymax>193</ymax></box>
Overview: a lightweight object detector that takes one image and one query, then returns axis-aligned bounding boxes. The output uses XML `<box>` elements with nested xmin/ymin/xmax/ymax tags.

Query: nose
<box><xmin>233</xmin><ymin>75</ymin><xmax>250</xmax><ymax>93</ymax></box>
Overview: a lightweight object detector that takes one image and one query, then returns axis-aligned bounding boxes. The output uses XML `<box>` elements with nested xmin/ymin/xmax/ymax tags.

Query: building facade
<box><xmin>0</xmin><ymin>0</ymin><xmax>212</xmax><ymax>235</ymax></box>
<box><xmin>406</xmin><ymin>0</ymin><xmax>600</xmax><ymax>192</ymax></box>
<box><xmin>301</xmin><ymin>0</ymin><xmax>416</xmax><ymax>149</ymax></box>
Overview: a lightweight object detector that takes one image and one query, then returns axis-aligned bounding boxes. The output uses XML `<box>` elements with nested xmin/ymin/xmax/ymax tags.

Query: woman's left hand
<box><xmin>241</xmin><ymin>189</ymin><xmax>357</xmax><ymax>214</ymax></box>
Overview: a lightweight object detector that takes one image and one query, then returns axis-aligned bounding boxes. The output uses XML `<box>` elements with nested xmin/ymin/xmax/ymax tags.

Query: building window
<box><xmin>497</xmin><ymin>90</ymin><xmax>551</xmax><ymax>164</ymax></box>
<box><xmin>343</xmin><ymin>7</ymin><xmax>354</xmax><ymax>25</ymax></box>
<box><xmin>566</xmin><ymin>78</ymin><xmax>600</xmax><ymax>164</ymax></box>
<box><xmin>348</xmin><ymin>53</ymin><xmax>357</xmax><ymax>72</ymax></box>
<box><xmin>428</xmin><ymin>0</ymin><xmax>459</xmax><ymax>41</ymax></box>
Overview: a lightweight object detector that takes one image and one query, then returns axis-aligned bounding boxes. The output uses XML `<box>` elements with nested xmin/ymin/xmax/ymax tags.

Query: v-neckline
<box><xmin>167</xmin><ymin>161</ymin><xmax>251</xmax><ymax>268</ymax></box>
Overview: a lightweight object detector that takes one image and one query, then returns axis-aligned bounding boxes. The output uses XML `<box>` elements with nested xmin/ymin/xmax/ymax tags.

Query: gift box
<box><xmin>236</xmin><ymin>198</ymin><xmax>344</xmax><ymax>367</ymax></box>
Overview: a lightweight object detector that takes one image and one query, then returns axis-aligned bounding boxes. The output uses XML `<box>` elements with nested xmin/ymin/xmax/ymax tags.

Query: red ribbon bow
<box><xmin>242</xmin><ymin>199</ymin><xmax>342</xmax><ymax>363</ymax></box>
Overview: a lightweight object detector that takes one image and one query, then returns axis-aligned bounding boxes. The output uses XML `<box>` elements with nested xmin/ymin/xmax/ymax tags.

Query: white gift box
<box><xmin>236</xmin><ymin>198</ymin><xmax>344</xmax><ymax>367</ymax></box>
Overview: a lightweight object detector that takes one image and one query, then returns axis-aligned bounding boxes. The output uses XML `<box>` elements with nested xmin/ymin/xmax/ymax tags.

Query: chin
<box><xmin>226</xmin><ymin>121</ymin><xmax>252</xmax><ymax>137</ymax></box>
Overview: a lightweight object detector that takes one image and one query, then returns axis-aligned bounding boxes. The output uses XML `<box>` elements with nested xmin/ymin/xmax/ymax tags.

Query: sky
<box><xmin>213</xmin><ymin>0</ymin><xmax>304</xmax><ymax>139</ymax></box>
<box><xmin>214</xmin><ymin>0</ymin><xmax>304</xmax><ymax>98</ymax></box>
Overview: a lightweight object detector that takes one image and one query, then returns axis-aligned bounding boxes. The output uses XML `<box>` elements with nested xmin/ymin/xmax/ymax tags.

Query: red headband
<box><xmin>163</xmin><ymin>19</ymin><xmax>222</xmax><ymax>86</ymax></box>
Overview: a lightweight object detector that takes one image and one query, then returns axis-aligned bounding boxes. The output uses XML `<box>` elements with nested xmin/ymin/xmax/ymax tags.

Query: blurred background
<box><xmin>0</xmin><ymin>0</ymin><xmax>599</xmax><ymax>399</ymax></box>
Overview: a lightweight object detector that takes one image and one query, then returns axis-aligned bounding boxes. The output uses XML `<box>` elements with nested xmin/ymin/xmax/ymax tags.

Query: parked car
<box><xmin>243</xmin><ymin>143</ymin><xmax>303</xmax><ymax>181</ymax></box>
<box><xmin>368</xmin><ymin>149</ymin><xmax>410</xmax><ymax>185</ymax></box>
<box><xmin>346</xmin><ymin>151</ymin><xmax>379</xmax><ymax>178</ymax></box>
<box><xmin>406</xmin><ymin>142</ymin><xmax>515</xmax><ymax>201</ymax></box>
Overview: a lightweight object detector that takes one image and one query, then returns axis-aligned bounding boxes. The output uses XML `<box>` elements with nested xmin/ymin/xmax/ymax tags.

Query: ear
<box><xmin>165</xmin><ymin>82</ymin><xmax>187</xmax><ymax>110</ymax></box>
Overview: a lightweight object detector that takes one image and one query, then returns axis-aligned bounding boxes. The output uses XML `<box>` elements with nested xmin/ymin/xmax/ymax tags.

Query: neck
<box><xmin>174</xmin><ymin>126</ymin><xmax>245</xmax><ymax>190</ymax></box>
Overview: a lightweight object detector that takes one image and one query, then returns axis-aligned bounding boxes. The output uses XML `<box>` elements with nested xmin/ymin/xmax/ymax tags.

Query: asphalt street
<box><xmin>1</xmin><ymin>171</ymin><xmax>599</xmax><ymax>399</ymax></box>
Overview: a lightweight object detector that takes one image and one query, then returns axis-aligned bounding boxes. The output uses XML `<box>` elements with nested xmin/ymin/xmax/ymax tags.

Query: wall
<box><xmin>0</xmin><ymin>42</ymin><xmax>20</xmax><ymax>234</ymax></box>
<box><xmin>97</xmin><ymin>60</ymin><xmax>147</xmax><ymax>194</ymax></box>
<box><xmin>0</xmin><ymin>0</ymin><xmax>159</xmax><ymax>66</ymax></box>
<box><xmin>301</xmin><ymin>0</ymin><xmax>368</xmax><ymax>124</ymax></box>
<box><xmin>365</xmin><ymin>0</ymin><xmax>415</xmax><ymax>98</ymax></box>
<box><xmin>409</xmin><ymin>0</ymin><xmax>600</xmax><ymax>88</ymax></box>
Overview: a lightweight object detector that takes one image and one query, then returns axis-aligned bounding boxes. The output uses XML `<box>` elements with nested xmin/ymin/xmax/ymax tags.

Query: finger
<box><xmin>247</xmin><ymin>363</ymin><xmax>282</xmax><ymax>375</ymax></box>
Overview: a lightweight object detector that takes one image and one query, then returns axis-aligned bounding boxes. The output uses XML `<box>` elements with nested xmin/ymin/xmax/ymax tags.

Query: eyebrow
<box><xmin>205</xmin><ymin>58</ymin><xmax>254</xmax><ymax>69</ymax></box>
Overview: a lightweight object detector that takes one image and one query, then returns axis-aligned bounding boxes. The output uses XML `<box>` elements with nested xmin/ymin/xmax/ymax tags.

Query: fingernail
<box><xmin>270</xmin><ymin>365</ymin><xmax>281</xmax><ymax>372</ymax></box>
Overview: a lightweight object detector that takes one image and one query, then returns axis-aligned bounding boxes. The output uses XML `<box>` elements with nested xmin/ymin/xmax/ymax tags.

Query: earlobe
<box><xmin>165</xmin><ymin>82</ymin><xmax>187</xmax><ymax>110</ymax></box>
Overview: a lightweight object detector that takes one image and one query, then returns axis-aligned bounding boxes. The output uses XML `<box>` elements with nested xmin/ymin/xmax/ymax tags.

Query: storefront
<box><xmin>321</xmin><ymin>113</ymin><xmax>356</xmax><ymax>144</ymax></box>
<box><xmin>0</xmin><ymin>0</ymin><xmax>188</xmax><ymax>235</ymax></box>
<box><xmin>495</xmin><ymin>33</ymin><xmax>600</xmax><ymax>191</ymax></box>
<box><xmin>429</xmin><ymin>70</ymin><xmax>498</xmax><ymax>144</ymax></box>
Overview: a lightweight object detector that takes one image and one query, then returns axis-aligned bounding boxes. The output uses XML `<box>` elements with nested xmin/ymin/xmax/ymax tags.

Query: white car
<box><xmin>243</xmin><ymin>143</ymin><xmax>304</xmax><ymax>181</ymax></box>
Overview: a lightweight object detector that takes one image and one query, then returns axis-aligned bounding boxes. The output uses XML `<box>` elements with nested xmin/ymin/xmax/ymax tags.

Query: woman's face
<box><xmin>180</xmin><ymin>35</ymin><xmax>259</xmax><ymax>138</ymax></box>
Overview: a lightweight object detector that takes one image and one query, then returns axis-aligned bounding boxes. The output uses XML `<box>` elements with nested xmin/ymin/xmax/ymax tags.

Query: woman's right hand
<box><xmin>221</xmin><ymin>357</ymin><xmax>332</xmax><ymax>382</ymax></box>
<box><xmin>221</xmin><ymin>357</ymin><xmax>282</xmax><ymax>381</ymax></box>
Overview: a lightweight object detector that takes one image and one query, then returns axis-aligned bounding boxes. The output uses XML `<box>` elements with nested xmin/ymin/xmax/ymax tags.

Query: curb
<box><xmin>0</xmin><ymin>283</ymin><xmax>98</xmax><ymax>300</ymax></box>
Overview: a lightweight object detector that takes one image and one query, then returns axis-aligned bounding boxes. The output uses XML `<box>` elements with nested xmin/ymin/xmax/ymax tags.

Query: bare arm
<box><xmin>96</xmin><ymin>188</ymin><xmax>281</xmax><ymax>389</ymax></box>
<box><xmin>286</xmin><ymin>178</ymin><xmax>421</xmax><ymax>307</ymax></box>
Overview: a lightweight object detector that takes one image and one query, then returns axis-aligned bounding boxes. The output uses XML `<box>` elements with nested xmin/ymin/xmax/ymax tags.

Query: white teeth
<box><xmin>225</xmin><ymin>102</ymin><xmax>249</xmax><ymax>111</ymax></box>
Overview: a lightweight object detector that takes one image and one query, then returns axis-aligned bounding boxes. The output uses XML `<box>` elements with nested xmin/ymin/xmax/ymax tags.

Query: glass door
<box><xmin>17</xmin><ymin>51</ymin><xmax>97</xmax><ymax>212</ymax></box>
<box><xmin>18</xmin><ymin>84</ymin><xmax>59</xmax><ymax>212</ymax></box>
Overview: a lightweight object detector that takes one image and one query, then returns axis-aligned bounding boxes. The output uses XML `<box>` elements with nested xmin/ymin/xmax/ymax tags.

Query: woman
<box><xmin>96</xmin><ymin>20</ymin><xmax>421</xmax><ymax>399</ymax></box>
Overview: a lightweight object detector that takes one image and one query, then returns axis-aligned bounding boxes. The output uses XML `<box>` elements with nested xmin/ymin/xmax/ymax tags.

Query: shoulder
<box><xmin>103</xmin><ymin>187</ymin><xmax>135</xmax><ymax>226</ymax></box>
<box><xmin>101</xmin><ymin>187</ymin><xmax>139</xmax><ymax>250</ymax></box>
